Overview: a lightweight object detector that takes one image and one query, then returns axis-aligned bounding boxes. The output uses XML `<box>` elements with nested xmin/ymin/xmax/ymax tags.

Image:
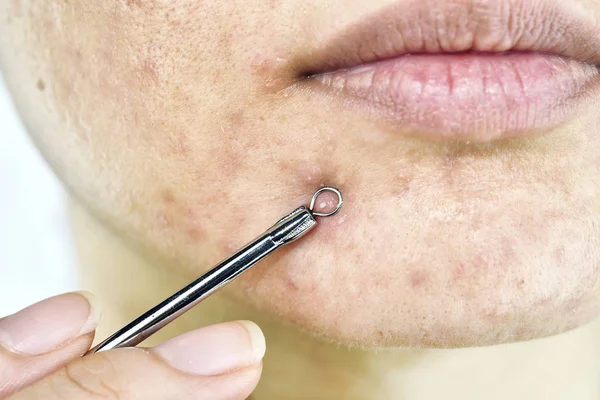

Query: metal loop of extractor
<box><xmin>309</xmin><ymin>187</ymin><xmax>344</xmax><ymax>217</ymax></box>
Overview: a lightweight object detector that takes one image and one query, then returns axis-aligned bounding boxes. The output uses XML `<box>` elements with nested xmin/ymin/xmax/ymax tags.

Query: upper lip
<box><xmin>296</xmin><ymin>0</ymin><xmax>600</xmax><ymax>76</ymax></box>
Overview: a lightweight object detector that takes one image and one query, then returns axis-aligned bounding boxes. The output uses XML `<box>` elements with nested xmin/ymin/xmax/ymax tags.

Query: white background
<box><xmin>0</xmin><ymin>74</ymin><xmax>77</xmax><ymax>317</ymax></box>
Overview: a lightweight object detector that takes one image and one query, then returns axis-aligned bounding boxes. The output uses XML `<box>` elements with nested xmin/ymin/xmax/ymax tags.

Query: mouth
<box><xmin>294</xmin><ymin>0</ymin><xmax>600</xmax><ymax>142</ymax></box>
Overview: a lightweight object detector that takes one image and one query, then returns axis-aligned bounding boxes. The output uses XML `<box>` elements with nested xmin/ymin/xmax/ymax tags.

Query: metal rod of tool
<box><xmin>88</xmin><ymin>187</ymin><xmax>343</xmax><ymax>354</ymax></box>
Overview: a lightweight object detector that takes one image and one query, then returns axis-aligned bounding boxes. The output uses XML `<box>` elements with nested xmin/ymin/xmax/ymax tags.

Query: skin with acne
<box><xmin>2</xmin><ymin>0</ymin><xmax>600</xmax><ymax>347</ymax></box>
<box><xmin>2</xmin><ymin>0</ymin><xmax>600</xmax><ymax>398</ymax></box>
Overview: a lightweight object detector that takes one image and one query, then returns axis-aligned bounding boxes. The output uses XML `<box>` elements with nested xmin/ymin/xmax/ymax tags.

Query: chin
<box><xmin>214</xmin><ymin>156</ymin><xmax>600</xmax><ymax>349</ymax></box>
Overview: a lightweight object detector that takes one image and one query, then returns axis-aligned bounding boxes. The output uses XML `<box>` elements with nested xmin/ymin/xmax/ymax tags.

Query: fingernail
<box><xmin>0</xmin><ymin>292</ymin><xmax>101</xmax><ymax>355</ymax></box>
<box><xmin>153</xmin><ymin>320</ymin><xmax>266</xmax><ymax>376</ymax></box>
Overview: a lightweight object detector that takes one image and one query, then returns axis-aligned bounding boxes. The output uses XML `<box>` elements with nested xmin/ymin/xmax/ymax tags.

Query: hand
<box><xmin>0</xmin><ymin>292</ymin><xmax>265</xmax><ymax>399</ymax></box>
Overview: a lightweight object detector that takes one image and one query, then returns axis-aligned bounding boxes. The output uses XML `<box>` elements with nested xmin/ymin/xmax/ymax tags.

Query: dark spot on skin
<box><xmin>516</xmin><ymin>279</ymin><xmax>525</xmax><ymax>289</ymax></box>
<box><xmin>409</xmin><ymin>270</ymin><xmax>429</xmax><ymax>288</ymax></box>
<box><xmin>228</xmin><ymin>110</ymin><xmax>245</xmax><ymax>127</ymax></box>
<box><xmin>139</xmin><ymin>58</ymin><xmax>159</xmax><ymax>84</ymax></box>
<box><xmin>473</xmin><ymin>254</ymin><xmax>487</xmax><ymax>270</ymax></box>
<box><xmin>186</xmin><ymin>227</ymin><xmax>204</xmax><ymax>240</ymax></box>
<box><xmin>160</xmin><ymin>189</ymin><xmax>176</xmax><ymax>204</ymax></box>
<box><xmin>125</xmin><ymin>0</ymin><xmax>143</xmax><ymax>8</ymax></box>
<box><xmin>453</xmin><ymin>263</ymin><xmax>466</xmax><ymax>280</ymax></box>
<box><xmin>36</xmin><ymin>78</ymin><xmax>45</xmax><ymax>91</ymax></box>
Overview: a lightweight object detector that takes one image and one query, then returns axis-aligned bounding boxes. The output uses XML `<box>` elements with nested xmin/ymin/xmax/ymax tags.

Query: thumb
<box><xmin>10</xmin><ymin>321</ymin><xmax>266</xmax><ymax>400</ymax></box>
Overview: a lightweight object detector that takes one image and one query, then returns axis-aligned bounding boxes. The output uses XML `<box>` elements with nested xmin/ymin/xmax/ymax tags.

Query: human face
<box><xmin>2</xmin><ymin>0</ymin><xmax>600</xmax><ymax>348</ymax></box>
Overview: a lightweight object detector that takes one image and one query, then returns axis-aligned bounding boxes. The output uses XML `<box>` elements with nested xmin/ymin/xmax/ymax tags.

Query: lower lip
<box><xmin>310</xmin><ymin>53</ymin><xmax>600</xmax><ymax>141</ymax></box>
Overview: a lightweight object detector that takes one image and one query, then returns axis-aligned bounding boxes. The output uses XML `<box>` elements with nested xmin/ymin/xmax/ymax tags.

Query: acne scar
<box><xmin>409</xmin><ymin>270</ymin><xmax>429</xmax><ymax>288</ymax></box>
<box><xmin>170</xmin><ymin>131</ymin><xmax>190</xmax><ymax>157</ymax></box>
<box><xmin>160</xmin><ymin>189</ymin><xmax>176</xmax><ymax>204</ymax></box>
<box><xmin>138</xmin><ymin>58</ymin><xmax>159</xmax><ymax>84</ymax></box>
<box><xmin>125</xmin><ymin>0</ymin><xmax>143</xmax><ymax>8</ymax></box>
<box><xmin>286</xmin><ymin>276</ymin><xmax>299</xmax><ymax>291</ymax></box>
<box><xmin>156</xmin><ymin>211</ymin><xmax>173</xmax><ymax>228</ymax></box>
<box><xmin>228</xmin><ymin>110</ymin><xmax>245</xmax><ymax>127</ymax></box>
<box><xmin>453</xmin><ymin>263</ymin><xmax>466</xmax><ymax>279</ymax></box>
<box><xmin>186</xmin><ymin>227</ymin><xmax>204</xmax><ymax>240</ymax></box>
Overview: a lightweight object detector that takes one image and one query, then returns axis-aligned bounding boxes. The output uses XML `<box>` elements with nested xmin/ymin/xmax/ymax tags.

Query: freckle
<box><xmin>516</xmin><ymin>279</ymin><xmax>525</xmax><ymax>289</ymax></box>
<box><xmin>259</xmin><ymin>116</ymin><xmax>265</xmax><ymax>121</ymax></box>
<box><xmin>409</xmin><ymin>270</ymin><xmax>428</xmax><ymax>288</ymax></box>
<box><xmin>36</xmin><ymin>79</ymin><xmax>45</xmax><ymax>91</ymax></box>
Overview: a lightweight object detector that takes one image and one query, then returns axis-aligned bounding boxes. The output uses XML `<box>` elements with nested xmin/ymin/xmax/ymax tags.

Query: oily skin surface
<box><xmin>1</xmin><ymin>0</ymin><xmax>600</xmax><ymax>348</ymax></box>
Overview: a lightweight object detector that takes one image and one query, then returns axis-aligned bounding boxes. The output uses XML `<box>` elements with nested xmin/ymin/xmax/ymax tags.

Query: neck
<box><xmin>70</xmin><ymin>200</ymin><xmax>600</xmax><ymax>400</ymax></box>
